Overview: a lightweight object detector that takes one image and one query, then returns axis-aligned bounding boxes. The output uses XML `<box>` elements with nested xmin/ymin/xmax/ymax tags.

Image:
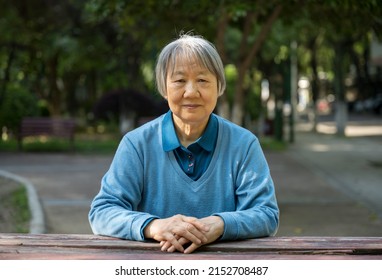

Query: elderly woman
<box><xmin>89</xmin><ymin>34</ymin><xmax>279</xmax><ymax>254</ymax></box>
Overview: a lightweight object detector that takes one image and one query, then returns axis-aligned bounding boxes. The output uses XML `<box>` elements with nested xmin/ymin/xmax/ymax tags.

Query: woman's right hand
<box><xmin>143</xmin><ymin>214</ymin><xmax>210</xmax><ymax>253</ymax></box>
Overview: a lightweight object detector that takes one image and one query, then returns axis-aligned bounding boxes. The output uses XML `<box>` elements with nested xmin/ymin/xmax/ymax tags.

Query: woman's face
<box><xmin>165</xmin><ymin>57</ymin><xmax>218</xmax><ymax>129</ymax></box>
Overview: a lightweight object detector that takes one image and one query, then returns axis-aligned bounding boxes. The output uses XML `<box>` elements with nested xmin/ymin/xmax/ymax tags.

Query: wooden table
<box><xmin>0</xmin><ymin>234</ymin><xmax>381</xmax><ymax>260</ymax></box>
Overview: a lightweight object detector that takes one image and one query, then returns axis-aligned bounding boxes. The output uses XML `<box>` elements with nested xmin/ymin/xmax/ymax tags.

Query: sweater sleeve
<box><xmin>214</xmin><ymin>139</ymin><xmax>279</xmax><ymax>240</ymax></box>
<box><xmin>88</xmin><ymin>136</ymin><xmax>158</xmax><ymax>241</ymax></box>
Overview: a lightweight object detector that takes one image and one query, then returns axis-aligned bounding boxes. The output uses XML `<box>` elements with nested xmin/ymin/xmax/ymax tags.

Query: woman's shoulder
<box><xmin>122</xmin><ymin>114</ymin><xmax>164</xmax><ymax>143</ymax></box>
<box><xmin>214</xmin><ymin>114</ymin><xmax>258</xmax><ymax>141</ymax></box>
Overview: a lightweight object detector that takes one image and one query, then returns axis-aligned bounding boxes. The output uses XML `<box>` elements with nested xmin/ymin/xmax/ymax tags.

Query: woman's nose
<box><xmin>184</xmin><ymin>81</ymin><xmax>198</xmax><ymax>97</ymax></box>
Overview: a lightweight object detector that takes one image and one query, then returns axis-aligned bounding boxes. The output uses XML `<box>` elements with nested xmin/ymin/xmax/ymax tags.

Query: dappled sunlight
<box><xmin>316</xmin><ymin>123</ymin><xmax>337</xmax><ymax>135</ymax></box>
<box><xmin>24</xmin><ymin>136</ymin><xmax>48</xmax><ymax>144</ymax></box>
<box><xmin>307</xmin><ymin>142</ymin><xmax>355</xmax><ymax>152</ymax></box>
<box><xmin>346</xmin><ymin>125</ymin><xmax>382</xmax><ymax>137</ymax></box>
<box><xmin>2</xmin><ymin>127</ymin><xmax>9</xmax><ymax>141</ymax></box>
<box><xmin>308</xmin><ymin>143</ymin><xmax>330</xmax><ymax>152</ymax></box>
<box><xmin>316</xmin><ymin>121</ymin><xmax>382</xmax><ymax>137</ymax></box>
<box><xmin>295</xmin><ymin>117</ymin><xmax>382</xmax><ymax>153</ymax></box>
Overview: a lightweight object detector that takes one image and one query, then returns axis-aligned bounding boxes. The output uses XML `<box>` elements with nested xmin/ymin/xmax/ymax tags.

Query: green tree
<box><xmin>2</xmin><ymin>0</ymin><xmax>381</xmax><ymax>136</ymax></box>
<box><xmin>303</xmin><ymin>0</ymin><xmax>382</xmax><ymax>135</ymax></box>
<box><xmin>0</xmin><ymin>86</ymin><xmax>39</xmax><ymax>135</ymax></box>
<box><xmin>214</xmin><ymin>1</ymin><xmax>286</xmax><ymax>125</ymax></box>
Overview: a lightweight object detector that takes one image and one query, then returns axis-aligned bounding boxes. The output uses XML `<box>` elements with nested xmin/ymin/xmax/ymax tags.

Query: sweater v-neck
<box><xmin>166</xmin><ymin>117</ymin><xmax>223</xmax><ymax>189</ymax></box>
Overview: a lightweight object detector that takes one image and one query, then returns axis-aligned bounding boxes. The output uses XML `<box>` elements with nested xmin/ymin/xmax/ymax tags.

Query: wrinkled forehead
<box><xmin>167</xmin><ymin>50</ymin><xmax>213</xmax><ymax>77</ymax></box>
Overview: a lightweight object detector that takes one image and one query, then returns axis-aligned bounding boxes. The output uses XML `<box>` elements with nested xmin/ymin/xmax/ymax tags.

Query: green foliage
<box><xmin>259</xmin><ymin>137</ymin><xmax>287</xmax><ymax>152</ymax></box>
<box><xmin>224</xmin><ymin>64</ymin><xmax>238</xmax><ymax>104</ymax></box>
<box><xmin>0</xmin><ymin>86</ymin><xmax>39</xmax><ymax>134</ymax></box>
<box><xmin>0</xmin><ymin>135</ymin><xmax>120</xmax><ymax>154</ymax></box>
<box><xmin>242</xmin><ymin>68</ymin><xmax>263</xmax><ymax>121</ymax></box>
<box><xmin>0</xmin><ymin>0</ymin><xmax>381</xmax><ymax>132</ymax></box>
<box><xmin>0</xmin><ymin>185</ymin><xmax>30</xmax><ymax>233</ymax></box>
<box><xmin>10</xmin><ymin>186</ymin><xmax>30</xmax><ymax>233</ymax></box>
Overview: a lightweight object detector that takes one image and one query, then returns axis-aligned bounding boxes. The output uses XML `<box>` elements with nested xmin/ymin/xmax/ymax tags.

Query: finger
<box><xmin>184</xmin><ymin>242</ymin><xmax>201</xmax><ymax>254</ymax></box>
<box><xmin>183</xmin><ymin>217</ymin><xmax>210</xmax><ymax>232</ymax></box>
<box><xmin>161</xmin><ymin>241</ymin><xmax>172</xmax><ymax>252</ymax></box>
<box><xmin>166</xmin><ymin>237</ymin><xmax>189</xmax><ymax>253</ymax></box>
<box><xmin>180</xmin><ymin>223</ymin><xmax>208</xmax><ymax>244</ymax></box>
<box><xmin>164</xmin><ymin>234</ymin><xmax>184</xmax><ymax>253</ymax></box>
<box><xmin>160</xmin><ymin>233</ymin><xmax>182</xmax><ymax>251</ymax></box>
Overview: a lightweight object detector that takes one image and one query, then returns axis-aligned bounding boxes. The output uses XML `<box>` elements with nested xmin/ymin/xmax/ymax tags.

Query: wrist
<box><xmin>143</xmin><ymin>218</ymin><xmax>157</xmax><ymax>239</ymax></box>
<box><xmin>211</xmin><ymin>215</ymin><xmax>224</xmax><ymax>238</ymax></box>
<box><xmin>215</xmin><ymin>216</ymin><xmax>224</xmax><ymax>236</ymax></box>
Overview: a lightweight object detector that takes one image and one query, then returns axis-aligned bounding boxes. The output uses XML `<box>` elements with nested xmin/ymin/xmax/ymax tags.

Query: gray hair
<box><xmin>155</xmin><ymin>34</ymin><xmax>226</xmax><ymax>97</ymax></box>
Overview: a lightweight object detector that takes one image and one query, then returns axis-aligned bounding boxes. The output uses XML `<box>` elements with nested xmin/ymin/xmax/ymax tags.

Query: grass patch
<box><xmin>259</xmin><ymin>137</ymin><xmax>288</xmax><ymax>152</ymax></box>
<box><xmin>0</xmin><ymin>184</ymin><xmax>30</xmax><ymax>233</ymax></box>
<box><xmin>0</xmin><ymin>134</ymin><xmax>121</xmax><ymax>154</ymax></box>
<box><xmin>1</xmin><ymin>134</ymin><xmax>287</xmax><ymax>153</ymax></box>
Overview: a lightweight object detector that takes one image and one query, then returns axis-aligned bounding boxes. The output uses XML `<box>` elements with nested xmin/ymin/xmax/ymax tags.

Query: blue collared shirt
<box><xmin>162</xmin><ymin>111</ymin><xmax>218</xmax><ymax>180</ymax></box>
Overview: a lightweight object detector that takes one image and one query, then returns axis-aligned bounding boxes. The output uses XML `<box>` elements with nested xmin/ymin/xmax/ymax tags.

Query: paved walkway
<box><xmin>0</xmin><ymin>154</ymin><xmax>110</xmax><ymax>234</ymax></box>
<box><xmin>276</xmin><ymin>121</ymin><xmax>382</xmax><ymax>236</ymax></box>
<box><xmin>0</xmin><ymin>117</ymin><xmax>381</xmax><ymax>236</ymax></box>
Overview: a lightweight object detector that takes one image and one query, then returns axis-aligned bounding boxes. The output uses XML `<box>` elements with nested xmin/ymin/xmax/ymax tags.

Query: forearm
<box><xmin>89</xmin><ymin>200</ymin><xmax>157</xmax><ymax>241</ymax></box>
<box><xmin>216</xmin><ymin>205</ymin><xmax>279</xmax><ymax>240</ymax></box>
<box><xmin>225</xmin><ymin>142</ymin><xmax>279</xmax><ymax>240</ymax></box>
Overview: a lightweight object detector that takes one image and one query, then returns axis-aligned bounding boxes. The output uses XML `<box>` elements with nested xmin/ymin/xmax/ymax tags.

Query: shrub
<box><xmin>0</xmin><ymin>86</ymin><xmax>39</xmax><ymax>136</ymax></box>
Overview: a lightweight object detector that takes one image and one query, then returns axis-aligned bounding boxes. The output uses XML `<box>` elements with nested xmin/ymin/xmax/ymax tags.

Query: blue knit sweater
<box><xmin>89</xmin><ymin>113</ymin><xmax>279</xmax><ymax>241</ymax></box>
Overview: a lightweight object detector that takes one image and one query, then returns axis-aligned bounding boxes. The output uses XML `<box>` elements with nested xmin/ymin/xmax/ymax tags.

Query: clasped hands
<box><xmin>143</xmin><ymin>214</ymin><xmax>224</xmax><ymax>254</ymax></box>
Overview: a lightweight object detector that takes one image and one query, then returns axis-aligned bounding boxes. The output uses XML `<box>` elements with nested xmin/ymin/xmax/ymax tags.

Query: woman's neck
<box><xmin>173</xmin><ymin>117</ymin><xmax>208</xmax><ymax>147</ymax></box>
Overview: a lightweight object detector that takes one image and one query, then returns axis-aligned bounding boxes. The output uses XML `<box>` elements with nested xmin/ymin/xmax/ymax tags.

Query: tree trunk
<box><xmin>231</xmin><ymin>5</ymin><xmax>283</xmax><ymax>126</ymax></box>
<box><xmin>309</xmin><ymin>37</ymin><xmax>319</xmax><ymax>132</ymax></box>
<box><xmin>86</xmin><ymin>70</ymin><xmax>98</xmax><ymax>115</ymax></box>
<box><xmin>335</xmin><ymin>101</ymin><xmax>347</xmax><ymax>136</ymax></box>
<box><xmin>231</xmin><ymin>66</ymin><xmax>246</xmax><ymax>125</ymax></box>
<box><xmin>47</xmin><ymin>54</ymin><xmax>62</xmax><ymax>116</ymax></box>
<box><xmin>217</xmin><ymin>94</ymin><xmax>230</xmax><ymax>119</ymax></box>
<box><xmin>63</xmin><ymin>72</ymin><xmax>79</xmax><ymax>117</ymax></box>
<box><xmin>215</xmin><ymin>6</ymin><xmax>230</xmax><ymax>119</ymax></box>
<box><xmin>119</xmin><ymin>110</ymin><xmax>136</xmax><ymax>135</ymax></box>
<box><xmin>1</xmin><ymin>44</ymin><xmax>16</xmax><ymax>103</ymax></box>
<box><xmin>333</xmin><ymin>42</ymin><xmax>347</xmax><ymax>136</ymax></box>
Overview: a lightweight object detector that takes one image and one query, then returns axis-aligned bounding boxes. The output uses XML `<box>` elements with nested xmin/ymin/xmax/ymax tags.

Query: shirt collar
<box><xmin>162</xmin><ymin>110</ymin><xmax>218</xmax><ymax>152</ymax></box>
<box><xmin>162</xmin><ymin>111</ymin><xmax>179</xmax><ymax>152</ymax></box>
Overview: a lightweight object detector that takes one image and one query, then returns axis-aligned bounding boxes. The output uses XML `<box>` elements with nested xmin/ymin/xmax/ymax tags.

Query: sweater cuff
<box><xmin>140</xmin><ymin>217</ymin><xmax>158</xmax><ymax>240</ymax></box>
<box><xmin>213</xmin><ymin>213</ymin><xmax>238</xmax><ymax>241</ymax></box>
<box><xmin>132</xmin><ymin>215</ymin><xmax>158</xmax><ymax>241</ymax></box>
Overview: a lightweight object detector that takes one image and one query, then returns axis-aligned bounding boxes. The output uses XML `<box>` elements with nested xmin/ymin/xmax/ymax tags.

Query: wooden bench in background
<box><xmin>18</xmin><ymin>117</ymin><xmax>76</xmax><ymax>151</ymax></box>
<box><xmin>0</xmin><ymin>234</ymin><xmax>381</xmax><ymax>259</ymax></box>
